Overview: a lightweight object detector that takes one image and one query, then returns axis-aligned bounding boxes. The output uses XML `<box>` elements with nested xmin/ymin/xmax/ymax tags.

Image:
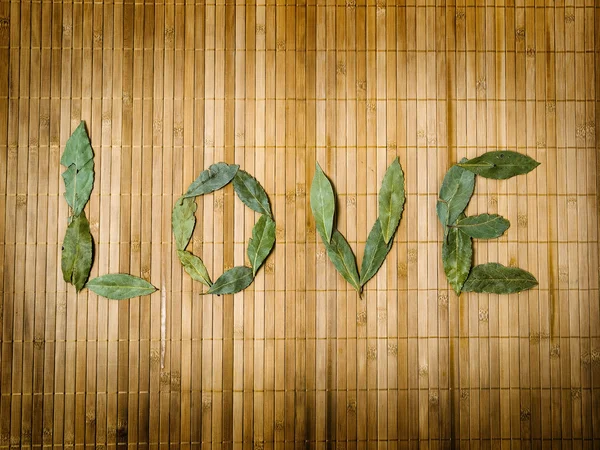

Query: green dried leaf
<box><xmin>183</xmin><ymin>162</ymin><xmax>239</xmax><ymax>198</ymax></box>
<box><xmin>359</xmin><ymin>219</ymin><xmax>393</xmax><ymax>287</ymax></box>
<box><xmin>62</xmin><ymin>158</ymin><xmax>94</xmax><ymax>217</ymax></box>
<box><xmin>60</xmin><ymin>121</ymin><xmax>94</xmax><ymax>169</ymax></box>
<box><xmin>442</xmin><ymin>223</ymin><xmax>473</xmax><ymax>296</ymax></box>
<box><xmin>325</xmin><ymin>230</ymin><xmax>361</xmax><ymax>294</ymax></box>
<box><xmin>61</xmin><ymin>212</ymin><xmax>93</xmax><ymax>292</ymax></box>
<box><xmin>462</xmin><ymin>262</ymin><xmax>538</xmax><ymax>294</ymax></box>
<box><xmin>233</xmin><ymin>170</ymin><xmax>272</xmax><ymax>218</ymax></box>
<box><xmin>247</xmin><ymin>215</ymin><xmax>276</xmax><ymax>276</ymax></box>
<box><xmin>436</xmin><ymin>158</ymin><xmax>475</xmax><ymax>231</ymax></box>
<box><xmin>454</xmin><ymin>213</ymin><xmax>510</xmax><ymax>239</ymax></box>
<box><xmin>177</xmin><ymin>250</ymin><xmax>212</xmax><ymax>287</ymax></box>
<box><xmin>86</xmin><ymin>274</ymin><xmax>157</xmax><ymax>300</ymax></box>
<box><xmin>378</xmin><ymin>157</ymin><xmax>405</xmax><ymax>244</ymax></box>
<box><xmin>172</xmin><ymin>197</ymin><xmax>197</xmax><ymax>251</ymax></box>
<box><xmin>207</xmin><ymin>266</ymin><xmax>254</xmax><ymax>295</ymax></box>
<box><xmin>457</xmin><ymin>151</ymin><xmax>540</xmax><ymax>180</ymax></box>
<box><xmin>310</xmin><ymin>162</ymin><xmax>335</xmax><ymax>244</ymax></box>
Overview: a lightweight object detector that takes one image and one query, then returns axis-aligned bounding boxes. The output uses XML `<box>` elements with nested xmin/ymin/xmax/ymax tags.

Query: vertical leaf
<box><xmin>310</xmin><ymin>162</ymin><xmax>335</xmax><ymax>244</ymax></box>
<box><xmin>325</xmin><ymin>230</ymin><xmax>361</xmax><ymax>294</ymax></box>
<box><xmin>61</xmin><ymin>212</ymin><xmax>93</xmax><ymax>292</ymax></box>
<box><xmin>177</xmin><ymin>250</ymin><xmax>212</xmax><ymax>287</ymax></box>
<box><xmin>62</xmin><ymin>158</ymin><xmax>95</xmax><ymax>217</ymax></box>
<box><xmin>437</xmin><ymin>158</ymin><xmax>475</xmax><ymax>230</ymax></box>
<box><xmin>359</xmin><ymin>219</ymin><xmax>393</xmax><ymax>287</ymax></box>
<box><xmin>232</xmin><ymin>170</ymin><xmax>273</xmax><ymax>217</ymax></box>
<box><xmin>441</xmin><ymin>222</ymin><xmax>473</xmax><ymax>296</ymax></box>
<box><xmin>378</xmin><ymin>157</ymin><xmax>405</xmax><ymax>244</ymax></box>
<box><xmin>247</xmin><ymin>215</ymin><xmax>276</xmax><ymax>276</ymax></box>
<box><xmin>60</xmin><ymin>121</ymin><xmax>94</xmax><ymax>169</ymax></box>
<box><xmin>172</xmin><ymin>197</ymin><xmax>197</xmax><ymax>251</ymax></box>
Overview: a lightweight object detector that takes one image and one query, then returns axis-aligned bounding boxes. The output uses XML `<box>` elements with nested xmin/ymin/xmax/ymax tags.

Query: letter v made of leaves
<box><xmin>310</xmin><ymin>158</ymin><xmax>405</xmax><ymax>295</ymax></box>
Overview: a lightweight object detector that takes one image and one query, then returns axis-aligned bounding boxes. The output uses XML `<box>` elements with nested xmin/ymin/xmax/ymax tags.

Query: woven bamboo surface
<box><xmin>1</xmin><ymin>1</ymin><xmax>599</xmax><ymax>448</ymax></box>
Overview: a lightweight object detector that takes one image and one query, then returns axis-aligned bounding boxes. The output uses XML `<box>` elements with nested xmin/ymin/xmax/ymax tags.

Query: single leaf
<box><xmin>359</xmin><ymin>219</ymin><xmax>393</xmax><ymax>287</ymax></box>
<box><xmin>442</xmin><ymin>223</ymin><xmax>473</xmax><ymax>296</ymax></box>
<box><xmin>325</xmin><ymin>230</ymin><xmax>361</xmax><ymax>293</ymax></box>
<box><xmin>378</xmin><ymin>157</ymin><xmax>406</xmax><ymax>244</ymax></box>
<box><xmin>437</xmin><ymin>158</ymin><xmax>475</xmax><ymax>230</ymax></box>
<box><xmin>177</xmin><ymin>250</ymin><xmax>212</xmax><ymax>287</ymax></box>
<box><xmin>310</xmin><ymin>162</ymin><xmax>335</xmax><ymax>244</ymax></box>
<box><xmin>172</xmin><ymin>197</ymin><xmax>197</xmax><ymax>251</ymax></box>
<box><xmin>457</xmin><ymin>151</ymin><xmax>540</xmax><ymax>179</ymax></box>
<box><xmin>233</xmin><ymin>170</ymin><xmax>273</xmax><ymax>217</ymax></box>
<box><xmin>60</xmin><ymin>121</ymin><xmax>94</xmax><ymax>169</ymax></box>
<box><xmin>61</xmin><ymin>212</ymin><xmax>93</xmax><ymax>292</ymax></box>
<box><xmin>247</xmin><ymin>215</ymin><xmax>276</xmax><ymax>276</ymax></box>
<box><xmin>207</xmin><ymin>266</ymin><xmax>254</xmax><ymax>295</ymax></box>
<box><xmin>454</xmin><ymin>213</ymin><xmax>510</xmax><ymax>239</ymax></box>
<box><xmin>462</xmin><ymin>262</ymin><xmax>538</xmax><ymax>294</ymax></box>
<box><xmin>86</xmin><ymin>273</ymin><xmax>158</xmax><ymax>300</ymax></box>
<box><xmin>62</xmin><ymin>158</ymin><xmax>94</xmax><ymax>216</ymax></box>
<box><xmin>183</xmin><ymin>162</ymin><xmax>239</xmax><ymax>198</ymax></box>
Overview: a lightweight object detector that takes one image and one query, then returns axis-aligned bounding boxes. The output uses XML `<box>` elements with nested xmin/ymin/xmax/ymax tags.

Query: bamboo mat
<box><xmin>1</xmin><ymin>1</ymin><xmax>599</xmax><ymax>448</ymax></box>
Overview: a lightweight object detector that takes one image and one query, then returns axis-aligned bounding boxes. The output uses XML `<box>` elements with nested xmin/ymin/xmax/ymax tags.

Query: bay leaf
<box><xmin>207</xmin><ymin>266</ymin><xmax>254</xmax><ymax>295</ymax></box>
<box><xmin>310</xmin><ymin>162</ymin><xmax>335</xmax><ymax>244</ymax></box>
<box><xmin>172</xmin><ymin>197</ymin><xmax>197</xmax><ymax>251</ymax></box>
<box><xmin>442</xmin><ymin>222</ymin><xmax>473</xmax><ymax>296</ymax></box>
<box><xmin>183</xmin><ymin>162</ymin><xmax>239</xmax><ymax>198</ymax></box>
<box><xmin>378</xmin><ymin>157</ymin><xmax>405</xmax><ymax>244</ymax></box>
<box><xmin>233</xmin><ymin>170</ymin><xmax>273</xmax><ymax>218</ymax></box>
<box><xmin>60</xmin><ymin>121</ymin><xmax>94</xmax><ymax>169</ymax></box>
<box><xmin>86</xmin><ymin>273</ymin><xmax>158</xmax><ymax>300</ymax></box>
<box><xmin>359</xmin><ymin>219</ymin><xmax>393</xmax><ymax>287</ymax></box>
<box><xmin>462</xmin><ymin>262</ymin><xmax>538</xmax><ymax>294</ymax></box>
<box><xmin>436</xmin><ymin>158</ymin><xmax>475</xmax><ymax>231</ymax></box>
<box><xmin>62</xmin><ymin>158</ymin><xmax>94</xmax><ymax>217</ymax></box>
<box><xmin>457</xmin><ymin>151</ymin><xmax>540</xmax><ymax>179</ymax></box>
<box><xmin>177</xmin><ymin>250</ymin><xmax>212</xmax><ymax>287</ymax></box>
<box><xmin>454</xmin><ymin>213</ymin><xmax>510</xmax><ymax>239</ymax></box>
<box><xmin>61</xmin><ymin>212</ymin><xmax>93</xmax><ymax>292</ymax></box>
<box><xmin>325</xmin><ymin>230</ymin><xmax>361</xmax><ymax>294</ymax></box>
<box><xmin>247</xmin><ymin>215</ymin><xmax>276</xmax><ymax>276</ymax></box>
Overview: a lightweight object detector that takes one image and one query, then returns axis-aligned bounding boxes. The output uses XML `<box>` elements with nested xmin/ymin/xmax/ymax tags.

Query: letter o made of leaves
<box><xmin>172</xmin><ymin>162</ymin><xmax>276</xmax><ymax>295</ymax></box>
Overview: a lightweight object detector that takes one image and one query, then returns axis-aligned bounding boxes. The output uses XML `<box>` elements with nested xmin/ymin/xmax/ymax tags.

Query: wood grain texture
<box><xmin>0</xmin><ymin>1</ymin><xmax>599</xmax><ymax>447</ymax></box>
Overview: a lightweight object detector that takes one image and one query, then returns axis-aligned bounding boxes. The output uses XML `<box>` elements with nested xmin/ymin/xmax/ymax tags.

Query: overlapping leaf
<box><xmin>60</xmin><ymin>121</ymin><xmax>94</xmax><ymax>169</ymax></box>
<box><xmin>207</xmin><ymin>266</ymin><xmax>254</xmax><ymax>295</ymax></box>
<box><xmin>442</xmin><ymin>220</ymin><xmax>473</xmax><ymax>295</ymax></box>
<box><xmin>233</xmin><ymin>170</ymin><xmax>272</xmax><ymax>218</ymax></box>
<box><xmin>172</xmin><ymin>197</ymin><xmax>197</xmax><ymax>251</ymax></box>
<box><xmin>378</xmin><ymin>158</ymin><xmax>405</xmax><ymax>244</ymax></box>
<box><xmin>247</xmin><ymin>215</ymin><xmax>276</xmax><ymax>276</ymax></box>
<box><xmin>310</xmin><ymin>163</ymin><xmax>335</xmax><ymax>244</ymax></box>
<box><xmin>436</xmin><ymin>158</ymin><xmax>475</xmax><ymax>230</ymax></box>
<box><xmin>63</xmin><ymin>159</ymin><xmax>94</xmax><ymax>217</ymax></box>
<box><xmin>462</xmin><ymin>263</ymin><xmax>538</xmax><ymax>294</ymax></box>
<box><xmin>325</xmin><ymin>230</ymin><xmax>361</xmax><ymax>293</ymax></box>
<box><xmin>61</xmin><ymin>212</ymin><xmax>93</xmax><ymax>292</ymax></box>
<box><xmin>359</xmin><ymin>219</ymin><xmax>393</xmax><ymax>287</ymax></box>
<box><xmin>454</xmin><ymin>214</ymin><xmax>510</xmax><ymax>239</ymax></box>
<box><xmin>86</xmin><ymin>274</ymin><xmax>157</xmax><ymax>299</ymax></box>
<box><xmin>457</xmin><ymin>151</ymin><xmax>540</xmax><ymax>180</ymax></box>
<box><xmin>177</xmin><ymin>250</ymin><xmax>212</xmax><ymax>287</ymax></box>
<box><xmin>183</xmin><ymin>162</ymin><xmax>239</xmax><ymax>198</ymax></box>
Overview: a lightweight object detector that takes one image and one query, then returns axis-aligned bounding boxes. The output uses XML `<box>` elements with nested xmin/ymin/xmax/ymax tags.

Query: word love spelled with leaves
<box><xmin>60</xmin><ymin>122</ymin><xmax>540</xmax><ymax>300</ymax></box>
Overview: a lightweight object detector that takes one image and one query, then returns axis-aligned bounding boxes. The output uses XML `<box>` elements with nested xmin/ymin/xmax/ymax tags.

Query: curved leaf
<box><xmin>207</xmin><ymin>266</ymin><xmax>254</xmax><ymax>295</ymax></box>
<box><xmin>177</xmin><ymin>250</ymin><xmax>212</xmax><ymax>287</ymax></box>
<box><xmin>183</xmin><ymin>162</ymin><xmax>239</xmax><ymax>198</ymax></box>
<box><xmin>62</xmin><ymin>159</ymin><xmax>94</xmax><ymax>217</ymax></box>
<box><xmin>462</xmin><ymin>263</ymin><xmax>538</xmax><ymax>294</ymax></box>
<box><xmin>359</xmin><ymin>219</ymin><xmax>393</xmax><ymax>287</ymax></box>
<box><xmin>442</xmin><ymin>223</ymin><xmax>473</xmax><ymax>296</ymax></box>
<box><xmin>310</xmin><ymin>162</ymin><xmax>335</xmax><ymax>244</ymax></box>
<box><xmin>60</xmin><ymin>121</ymin><xmax>94</xmax><ymax>169</ymax></box>
<box><xmin>172</xmin><ymin>197</ymin><xmax>197</xmax><ymax>251</ymax></box>
<box><xmin>233</xmin><ymin>170</ymin><xmax>272</xmax><ymax>217</ymax></box>
<box><xmin>61</xmin><ymin>212</ymin><xmax>93</xmax><ymax>292</ymax></box>
<box><xmin>86</xmin><ymin>274</ymin><xmax>157</xmax><ymax>300</ymax></box>
<box><xmin>247</xmin><ymin>215</ymin><xmax>276</xmax><ymax>276</ymax></box>
<box><xmin>437</xmin><ymin>158</ymin><xmax>475</xmax><ymax>230</ymax></box>
<box><xmin>454</xmin><ymin>213</ymin><xmax>510</xmax><ymax>239</ymax></box>
<box><xmin>378</xmin><ymin>158</ymin><xmax>405</xmax><ymax>244</ymax></box>
<box><xmin>325</xmin><ymin>230</ymin><xmax>361</xmax><ymax>293</ymax></box>
<box><xmin>457</xmin><ymin>151</ymin><xmax>540</xmax><ymax>179</ymax></box>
